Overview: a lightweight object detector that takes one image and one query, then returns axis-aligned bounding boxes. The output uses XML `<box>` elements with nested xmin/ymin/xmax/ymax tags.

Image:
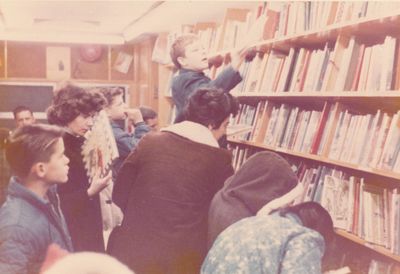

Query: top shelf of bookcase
<box><xmin>207</xmin><ymin>10</ymin><xmax>400</xmax><ymax>59</ymax></box>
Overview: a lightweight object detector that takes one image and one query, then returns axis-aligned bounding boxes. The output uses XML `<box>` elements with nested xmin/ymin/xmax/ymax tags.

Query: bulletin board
<box><xmin>0</xmin><ymin>82</ymin><xmax>129</xmax><ymax>130</ymax></box>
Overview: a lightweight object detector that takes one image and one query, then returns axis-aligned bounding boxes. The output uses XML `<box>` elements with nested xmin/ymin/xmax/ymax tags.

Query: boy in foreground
<box><xmin>0</xmin><ymin>124</ymin><xmax>73</xmax><ymax>274</ymax></box>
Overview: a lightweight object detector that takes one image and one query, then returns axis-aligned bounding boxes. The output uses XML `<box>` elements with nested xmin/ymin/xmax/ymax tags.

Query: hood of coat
<box><xmin>220</xmin><ymin>151</ymin><xmax>298</xmax><ymax>214</ymax></box>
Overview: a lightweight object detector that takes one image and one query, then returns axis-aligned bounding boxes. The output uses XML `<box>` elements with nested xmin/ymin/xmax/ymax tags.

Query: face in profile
<box><xmin>179</xmin><ymin>41</ymin><xmax>208</xmax><ymax>71</ymax></box>
<box><xmin>145</xmin><ymin>117</ymin><xmax>158</xmax><ymax>131</ymax></box>
<box><xmin>67</xmin><ymin>114</ymin><xmax>95</xmax><ymax>137</ymax></box>
<box><xmin>107</xmin><ymin>94</ymin><xmax>127</xmax><ymax>121</ymax></box>
<box><xmin>40</xmin><ymin>138</ymin><xmax>70</xmax><ymax>184</ymax></box>
<box><xmin>15</xmin><ymin>110</ymin><xmax>35</xmax><ymax>128</ymax></box>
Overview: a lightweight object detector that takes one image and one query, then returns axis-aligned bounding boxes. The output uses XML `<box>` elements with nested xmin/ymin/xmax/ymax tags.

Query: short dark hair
<box><xmin>139</xmin><ymin>106</ymin><xmax>157</xmax><ymax>121</ymax></box>
<box><xmin>280</xmin><ymin>202</ymin><xmax>334</xmax><ymax>244</ymax></box>
<box><xmin>13</xmin><ymin>105</ymin><xmax>33</xmax><ymax>119</ymax></box>
<box><xmin>47</xmin><ymin>84</ymin><xmax>106</xmax><ymax>126</ymax></box>
<box><xmin>170</xmin><ymin>34</ymin><xmax>198</xmax><ymax>69</ymax></box>
<box><xmin>5</xmin><ymin>124</ymin><xmax>64</xmax><ymax>178</ymax></box>
<box><xmin>96</xmin><ymin>87</ymin><xmax>124</xmax><ymax>107</ymax></box>
<box><xmin>183</xmin><ymin>87</ymin><xmax>239</xmax><ymax>129</ymax></box>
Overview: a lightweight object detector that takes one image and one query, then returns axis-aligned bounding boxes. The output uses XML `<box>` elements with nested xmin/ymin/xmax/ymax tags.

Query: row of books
<box><xmin>197</xmin><ymin>1</ymin><xmax>400</xmax><ymax>55</ymax></box>
<box><xmin>153</xmin><ymin>1</ymin><xmax>400</xmax><ymax>66</ymax></box>
<box><xmin>232</xmin><ymin>35</ymin><xmax>400</xmax><ymax>94</ymax></box>
<box><xmin>274</xmin><ymin>1</ymin><xmax>400</xmax><ymax>37</ymax></box>
<box><xmin>230</xmin><ymin>144</ymin><xmax>400</xmax><ymax>256</ymax></box>
<box><xmin>295</xmin><ymin>163</ymin><xmax>400</xmax><ymax>254</ymax></box>
<box><xmin>230</xmin><ymin>100</ymin><xmax>400</xmax><ymax>173</ymax></box>
<box><xmin>368</xmin><ymin>259</ymin><xmax>399</xmax><ymax>274</ymax></box>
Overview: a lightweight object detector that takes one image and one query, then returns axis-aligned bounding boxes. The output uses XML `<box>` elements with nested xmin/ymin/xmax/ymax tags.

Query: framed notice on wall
<box><xmin>46</xmin><ymin>46</ymin><xmax>71</xmax><ymax>80</ymax></box>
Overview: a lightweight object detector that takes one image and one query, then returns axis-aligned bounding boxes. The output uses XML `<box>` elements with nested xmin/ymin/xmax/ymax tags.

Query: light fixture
<box><xmin>0</xmin><ymin>29</ymin><xmax>124</xmax><ymax>45</ymax></box>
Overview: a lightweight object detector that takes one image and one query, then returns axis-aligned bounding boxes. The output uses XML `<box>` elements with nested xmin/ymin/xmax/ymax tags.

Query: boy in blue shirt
<box><xmin>170</xmin><ymin>34</ymin><xmax>246</xmax><ymax>122</ymax></box>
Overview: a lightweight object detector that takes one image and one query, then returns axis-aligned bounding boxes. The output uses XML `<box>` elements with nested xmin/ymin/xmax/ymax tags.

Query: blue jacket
<box><xmin>111</xmin><ymin>120</ymin><xmax>150</xmax><ymax>177</ymax></box>
<box><xmin>171</xmin><ymin>67</ymin><xmax>242</xmax><ymax>121</ymax></box>
<box><xmin>0</xmin><ymin>177</ymin><xmax>73</xmax><ymax>274</ymax></box>
<box><xmin>202</xmin><ymin>212</ymin><xmax>325</xmax><ymax>274</ymax></box>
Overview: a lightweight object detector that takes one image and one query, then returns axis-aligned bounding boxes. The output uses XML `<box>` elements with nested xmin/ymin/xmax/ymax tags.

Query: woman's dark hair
<box><xmin>281</xmin><ymin>202</ymin><xmax>334</xmax><ymax>244</ymax></box>
<box><xmin>47</xmin><ymin>84</ymin><xmax>106</xmax><ymax>126</ymax></box>
<box><xmin>183</xmin><ymin>87</ymin><xmax>239</xmax><ymax>129</ymax></box>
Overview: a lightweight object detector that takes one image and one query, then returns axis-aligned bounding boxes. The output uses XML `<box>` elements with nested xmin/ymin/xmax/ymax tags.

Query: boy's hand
<box><xmin>87</xmin><ymin>172</ymin><xmax>112</xmax><ymax>197</ymax></box>
<box><xmin>230</xmin><ymin>46</ymin><xmax>253</xmax><ymax>70</ymax></box>
<box><xmin>125</xmin><ymin>108</ymin><xmax>144</xmax><ymax>125</ymax></box>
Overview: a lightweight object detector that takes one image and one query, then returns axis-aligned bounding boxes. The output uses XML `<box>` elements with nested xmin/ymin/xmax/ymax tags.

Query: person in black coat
<box><xmin>108</xmin><ymin>88</ymin><xmax>239</xmax><ymax>274</ymax></box>
<box><xmin>47</xmin><ymin>84</ymin><xmax>111</xmax><ymax>252</ymax></box>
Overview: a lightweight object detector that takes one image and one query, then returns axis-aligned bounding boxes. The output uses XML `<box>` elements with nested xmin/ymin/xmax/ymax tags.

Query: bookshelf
<box><xmin>155</xmin><ymin>2</ymin><xmax>400</xmax><ymax>271</ymax></box>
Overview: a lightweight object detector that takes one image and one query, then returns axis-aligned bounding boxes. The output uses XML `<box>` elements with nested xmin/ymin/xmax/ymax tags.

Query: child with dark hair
<box><xmin>108</xmin><ymin>87</ymin><xmax>239</xmax><ymax>274</ymax></box>
<box><xmin>47</xmin><ymin>84</ymin><xmax>111</xmax><ymax>253</ymax></box>
<box><xmin>0</xmin><ymin>124</ymin><xmax>73</xmax><ymax>274</ymax></box>
<box><xmin>170</xmin><ymin>34</ymin><xmax>245</xmax><ymax>122</ymax></box>
<box><xmin>202</xmin><ymin>202</ymin><xmax>334</xmax><ymax>274</ymax></box>
<box><xmin>98</xmin><ymin>87</ymin><xmax>151</xmax><ymax>176</ymax></box>
<box><xmin>139</xmin><ymin>106</ymin><xmax>158</xmax><ymax>130</ymax></box>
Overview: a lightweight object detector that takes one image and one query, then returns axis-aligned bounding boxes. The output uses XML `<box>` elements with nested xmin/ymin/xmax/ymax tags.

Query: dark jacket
<box><xmin>58</xmin><ymin>133</ymin><xmax>104</xmax><ymax>252</ymax></box>
<box><xmin>111</xmin><ymin>120</ymin><xmax>150</xmax><ymax>178</ymax></box>
<box><xmin>0</xmin><ymin>177</ymin><xmax>73</xmax><ymax>274</ymax></box>
<box><xmin>171</xmin><ymin>67</ymin><xmax>242</xmax><ymax>121</ymax></box>
<box><xmin>207</xmin><ymin>151</ymin><xmax>298</xmax><ymax>247</ymax></box>
<box><xmin>108</xmin><ymin>131</ymin><xmax>234</xmax><ymax>274</ymax></box>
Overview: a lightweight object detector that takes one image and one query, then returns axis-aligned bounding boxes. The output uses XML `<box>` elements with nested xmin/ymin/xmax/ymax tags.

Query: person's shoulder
<box><xmin>0</xmin><ymin>197</ymin><xmax>43</xmax><ymax>234</ymax></box>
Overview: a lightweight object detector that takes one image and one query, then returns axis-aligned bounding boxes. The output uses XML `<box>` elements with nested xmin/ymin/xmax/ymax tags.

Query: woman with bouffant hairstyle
<box><xmin>109</xmin><ymin>87</ymin><xmax>238</xmax><ymax>274</ymax></box>
<box><xmin>47</xmin><ymin>84</ymin><xmax>111</xmax><ymax>253</ymax></box>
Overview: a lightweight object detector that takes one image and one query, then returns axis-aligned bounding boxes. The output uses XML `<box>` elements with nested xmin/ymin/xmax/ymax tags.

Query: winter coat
<box><xmin>202</xmin><ymin>212</ymin><xmax>325</xmax><ymax>274</ymax></box>
<box><xmin>208</xmin><ymin>151</ymin><xmax>298</xmax><ymax>246</ymax></box>
<box><xmin>0</xmin><ymin>177</ymin><xmax>73</xmax><ymax>274</ymax></box>
<box><xmin>58</xmin><ymin>132</ymin><xmax>104</xmax><ymax>252</ymax></box>
<box><xmin>108</xmin><ymin>122</ymin><xmax>234</xmax><ymax>274</ymax></box>
<box><xmin>171</xmin><ymin>67</ymin><xmax>242</xmax><ymax>122</ymax></box>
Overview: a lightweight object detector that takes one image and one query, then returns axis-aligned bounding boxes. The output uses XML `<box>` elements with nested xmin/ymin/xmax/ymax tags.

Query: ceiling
<box><xmin>0</xmin><ymin>1</ymin><xmax>259</xmax><ymax>44</ymax></box>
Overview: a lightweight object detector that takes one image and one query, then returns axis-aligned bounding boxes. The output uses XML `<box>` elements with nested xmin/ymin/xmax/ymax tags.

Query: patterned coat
<box><xmin>202</xmin><ymin>212</ymin><xmax>325</xmax><ymax>274</ymax></box>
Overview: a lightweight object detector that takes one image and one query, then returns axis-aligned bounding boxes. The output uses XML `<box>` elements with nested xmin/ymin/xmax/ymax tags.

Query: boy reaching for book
<box><xmin>170</xmin><ymin>34</ymin><xmax>247</xmax><ymax>122</ymax></box>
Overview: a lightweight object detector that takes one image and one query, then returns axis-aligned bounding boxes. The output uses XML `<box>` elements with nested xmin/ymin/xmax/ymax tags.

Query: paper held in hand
<box><xmin>226</xmin><ymin>124</ymin><xmax>253</xmax><ymax>137</ymax></box>
<box><xmin>81</xmin><ymin>110</ymin><xmax>119</xmax><ymax>183</ymax></box>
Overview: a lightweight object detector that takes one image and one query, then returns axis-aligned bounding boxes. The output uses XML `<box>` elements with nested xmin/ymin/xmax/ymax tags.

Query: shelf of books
<box><xmin>153</xmin><ymin>2</ymin><xmax>400</xmax><ymax>271</ymax></box>
<box><xmin>336</xmin><ymin>229</ymin><xmax>400</xmax><ymax>263</ymax></box>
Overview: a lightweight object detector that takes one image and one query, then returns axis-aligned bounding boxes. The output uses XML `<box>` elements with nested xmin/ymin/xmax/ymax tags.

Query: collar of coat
<box><xmin>161</xmin><ymin>121</ymin><xmax>219</xmax><ymax>148</ymax></box>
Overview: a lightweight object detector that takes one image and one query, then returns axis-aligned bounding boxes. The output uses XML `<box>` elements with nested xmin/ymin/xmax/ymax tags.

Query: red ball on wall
<box><xmin>79</xmin><ymin>45</ymin><xmax>102</xmax><ymax>62</ymax></box>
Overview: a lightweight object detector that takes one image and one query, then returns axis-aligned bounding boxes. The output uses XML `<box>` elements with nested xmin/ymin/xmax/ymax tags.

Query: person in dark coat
<box><xmin>47</xmin><ymin>84</ymin><xmax>111</xmax><ymax>252</ymax></box>
<box><xmin>0</xmin><ymin>124</ymin><xmax>73</xmax><ymax>274</ymax></box>
<box><xmin>108</xmin><ymin>87</ymin><xmax>239</xmax><ymax>274</ymax></box>
<box><xmin>208</xmin><ymin>151</ymin><xmax>303</xmax><ymax>247</ymax></box>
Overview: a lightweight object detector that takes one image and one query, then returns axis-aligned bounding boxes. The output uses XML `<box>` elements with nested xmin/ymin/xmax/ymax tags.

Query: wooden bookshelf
<box><xmin>228</xmin><ymin>138</ymin><xmax>400</xmax><ymax>182</ymax></box>
<box><xmin>157</xmin><ymin>2</ymin><xmax>400</xmax><ymax>269</ymax></box>
<box><xmin>336</xmin><ymin>229</ymin><xmax>400</xmax><ymax>263</ymax></box>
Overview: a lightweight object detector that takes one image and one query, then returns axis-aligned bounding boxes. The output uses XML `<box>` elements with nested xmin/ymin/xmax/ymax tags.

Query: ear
<box><xmin>177</xmin><ymin>56</ymin><xmax>186</xmax><ymax>67</ymax></box>
<box><xmin>32</xmin><ymin>162</ymin><xmax>47</xmax><ymax>178</ymax></box>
